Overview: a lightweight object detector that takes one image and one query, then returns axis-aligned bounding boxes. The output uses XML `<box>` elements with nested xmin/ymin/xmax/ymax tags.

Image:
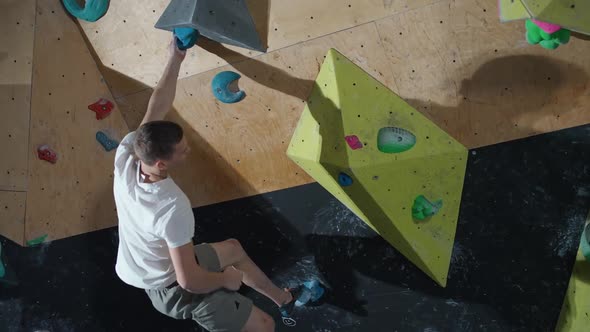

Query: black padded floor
<box><xmin>2</xmin><ymin>124</ymin><xmax>590</xmax><ymax>332</ymax></box>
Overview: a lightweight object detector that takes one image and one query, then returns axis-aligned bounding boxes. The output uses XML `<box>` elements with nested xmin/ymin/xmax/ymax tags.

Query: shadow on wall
<box><xmin>197</xmin><ymin>37</ymin><xmax>315</xmax><ymax>101</ymax></box>
<box><xmin>406</xmin><ymin>55</ymin><xmax>589</xmax><ymax>148</ymax></box>
<box><xmin>572</xmin><ymin>32</ymin><xmax>590</xmax><ymax>41</ymax></box>
<box><xmin>168</xmin><ymin>108</ymin><xmax>259</xmax><ymax>204</ymax></box>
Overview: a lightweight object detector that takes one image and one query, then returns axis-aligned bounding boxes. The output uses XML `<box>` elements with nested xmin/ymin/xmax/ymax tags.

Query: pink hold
<box><xmin>532</xmin><ymin>19</ymin><xmax>562</xmax><ymax>34</ymax></box>
<box><xmin>345</xmin><ymin>135</ymin><xmax>363</xmax><ymax>150</ymax></box>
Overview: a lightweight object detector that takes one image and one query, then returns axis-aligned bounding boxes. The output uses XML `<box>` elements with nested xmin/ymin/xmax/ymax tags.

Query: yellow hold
<box><xmin>287</xmin><ymin>49</ymin><xmax>468</xmax><ymax>286</ymax></box>
<box><xmin>498</xmin><ymin>0</ymin><xmax>531</xmax><ymax>22</ymax></box>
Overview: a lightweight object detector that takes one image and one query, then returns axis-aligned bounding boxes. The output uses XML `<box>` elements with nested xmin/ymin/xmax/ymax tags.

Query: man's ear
<box><xmin>155</xmin><ymin>160</ymin><xmax>167</xmax><ymax>171</ymax></box>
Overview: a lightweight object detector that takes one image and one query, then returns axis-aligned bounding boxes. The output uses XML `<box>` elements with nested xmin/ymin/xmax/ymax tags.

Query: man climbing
<box><xmin>112</xmin><ymin>39</ymin><xmax>296</xmax><ymax>332</ymax></box>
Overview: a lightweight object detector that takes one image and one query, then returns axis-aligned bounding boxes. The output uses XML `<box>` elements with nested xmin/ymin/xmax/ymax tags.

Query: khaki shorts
<box><xmin>146</xmin><ymin>243</ymin><xmax>253</xmax><ymax>332</ymax></box>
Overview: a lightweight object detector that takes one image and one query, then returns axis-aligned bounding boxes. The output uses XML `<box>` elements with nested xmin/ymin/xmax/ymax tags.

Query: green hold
<box><xmin>525</xmin><ymin>19</ymin><xmax>570</xmax><ymax>50</ymax></box>
<box><xmin>0</xmin><ymin>242</ymin><xmax>5</xmax><ymax>278</ymax></box>
<box><xmin>62</xmin><ymin>0</ymin><xmax>109</xmax><ymax>22</ymax></box>
<box><xmin>412</xmin><ymin>195</ymin><xmax>443</xmax><ymax>221</ymax></box>
<box><xmin>582</xmin><ymin>223</ymin><xmax>590</xmax><ymax>262</ymax></box>
<box><xmin>27</xmin><ymin>234</ymin><xmax>48</xmax><ymax>246</ymax></box>
<box><xmin>377</xmin><ymin>127</ymin><xmax>416</xmax><ymax>153</ymax></box>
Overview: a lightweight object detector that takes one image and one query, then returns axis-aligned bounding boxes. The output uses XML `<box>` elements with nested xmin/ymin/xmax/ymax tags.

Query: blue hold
<box><xmin>338</xmin><ymin>172</ymin><xmax>353</xmax><ymax>186</ymax></box>
<box><xmin>212</xmin><ymin>71</ymin><xmax>245</xmax><ymax>104</ymax></box>
<box><xmin>96</xmin><ymin>131</ymin><xmax>119</xmax><ymax>152</ymax></box>
<box><xmin>62</xmin><ymin>0</ymin><xmax>109</xmax><ymax>22</ymax></box>
<box><xmin>295</xmin><ymin>280</ymin><xmax>325</xmax><ymax>307</ymax></box>
<box><xmin>174</xmin><ymin>27</ymin><xmax>199</xmax><ymax>50</ymax></box>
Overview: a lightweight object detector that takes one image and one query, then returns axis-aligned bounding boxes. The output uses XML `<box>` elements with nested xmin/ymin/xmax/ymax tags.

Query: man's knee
<box><xmin>225</xmin><ymin>238</ymin><xmax>246</xmax><ymax>259</ymax></box>
<box><xmin>258</xmin><ymin>313</ymin><xmax>275</xmax><ymax>332</ymax></box>
<box><xmin>263</xmin><ymin>315</ymin><xmax>275</xmax><ymax>332</ymax></box>
<box><xmin>242</xmin><ymin>309</ymin><xmax>275</xmax><ymax>332</ymax></box>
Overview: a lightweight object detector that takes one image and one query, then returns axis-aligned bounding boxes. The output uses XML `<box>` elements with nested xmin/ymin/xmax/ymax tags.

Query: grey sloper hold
<box><xmin>155</xmin><ymin>0</ymin><xmax>266</xmax><ymax>52</ymax></box>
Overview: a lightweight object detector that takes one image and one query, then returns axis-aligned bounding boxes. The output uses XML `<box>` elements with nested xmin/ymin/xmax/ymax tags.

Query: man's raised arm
<box><xmin>139</xmin><ymin>40</ymin><xmax>186</xmax><ymax>127</ymax></box>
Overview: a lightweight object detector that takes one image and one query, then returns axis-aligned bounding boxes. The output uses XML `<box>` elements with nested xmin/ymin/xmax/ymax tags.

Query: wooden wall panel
<box><xmin>78</xmin><ymin>0</ymin><xmax>439</xmax><ymax>98</ymax></box>
<box><xmin>32</xmin><ymin>0</ymin><xmax>590</xmax><ymax>240</ymax></box>
<box><xmin>0</xmin><ymin>0</ymin><xmax>36</xmax><ymax>191</ymax></box>
<box><xmin>376</xmin><ymin>0</ymin><xmax>590</xmax><ymax>148</ymax></box>
<box><xmin>26</xmin><ymin>0</ymin><xmax>129</xmax><ymax>243</ymax></box>
<box><xmin>0</xmin><ymin>191</ymin><xmax>26</xmax><ymax>245</ymax></box>
<box><xmin>113</xmin><ymin>88</ymin><xmax>152</xmax><ymax>130</ymax></box>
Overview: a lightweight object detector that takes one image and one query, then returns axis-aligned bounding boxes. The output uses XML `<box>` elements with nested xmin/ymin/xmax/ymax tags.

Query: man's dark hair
<box><xmin>134</xmin><ymin>121</ymin><xmax>183</xmax><ymax>166</ymax></box>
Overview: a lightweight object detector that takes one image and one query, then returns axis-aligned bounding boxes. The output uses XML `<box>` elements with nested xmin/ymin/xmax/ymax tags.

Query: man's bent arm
<box><xmin>169</xmin><ymin>242</ymin><xmax>226</xmax><ymax>294</ymax></box>
<box><xmin>139</xmin><ymin>42</ymin><xmax>186</xmax><ymax>128</ymax></box>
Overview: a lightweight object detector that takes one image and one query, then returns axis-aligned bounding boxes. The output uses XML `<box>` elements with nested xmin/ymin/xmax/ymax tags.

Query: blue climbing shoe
<box><xmin>279</xmin><ymin>286</ymin><xmax>303</xmax><ymax>327</ymax></box>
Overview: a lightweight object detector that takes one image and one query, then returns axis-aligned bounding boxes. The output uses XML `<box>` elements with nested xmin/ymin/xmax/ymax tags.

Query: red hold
<box><xmin>37</xmin><ymin>145</ymin><xmax>57</xmax><ymax>164</ymax></box>
<box><xmin>88</xmin><ymin>98</ymin><xmax>114</xmax><ymax>120</ymax></box>
<box><xmin>345</xmin><ymin>135</ymin><xmax>363</xmax><ymax>150</ymax></box>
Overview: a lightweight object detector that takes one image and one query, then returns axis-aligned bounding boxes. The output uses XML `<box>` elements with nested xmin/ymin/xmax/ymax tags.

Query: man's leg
<box><xmin>242</xmin><ymin>306</ymin><xmax>275</xmax><ymax>332</ymax></box>
<box><xmin>209</xmin><ymin>238</ymin><xmax>292</xmax><ymax>307</ymax></box>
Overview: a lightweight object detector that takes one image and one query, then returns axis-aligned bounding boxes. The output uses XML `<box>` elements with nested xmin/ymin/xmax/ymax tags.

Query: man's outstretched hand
<box><xmin>222</xmin><ymin>266</ymin><xmax>243</xmax><ymax>291</ymax></box>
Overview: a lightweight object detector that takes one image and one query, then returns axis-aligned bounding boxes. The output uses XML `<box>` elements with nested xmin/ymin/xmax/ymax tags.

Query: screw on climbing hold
<box><xmin>96</xmin><ymin>131</ymin><xmax>119</xmax><ymax>152</ymax></box>
<box><xmin>37</xmin><ymin>145</ymin><xmax>58</xmax><ymax>164</ymax></box>
<box><xmin>338</xmin><ymin>172</ymin><xmax>353</xmax><ymax>186</ymax></box>
<box><xmin>345</xmin><ymin>135</ymin><xmax>363</xmax><ymax>150</ymax></box>
<box><xmin>27</xmin><ymin>234</ymin><xmax>48</xmax><ymax>246</ymax></box>
<box><xmin>211</xmin><ymin>71</ymin><xmax>245</xmax><ymax>104</ymax></box>
<box><xmin>62</xmin><ymin>0</ymin><xmax>109</xmax><ymax>22</ymax></box>
<box><xmin>377</xmin><ymin>127</ymin><xmax>416</xmax><ymax>153</ymax></box>
<box><xmin>88</xmin><ymin>98</ymin><xmax>114</xmax><ymax>120</ymax></box>
<box><xmin>412</xmin><ymin>195</ymin><xmax>443</xmax><ymax>221</ymax></box>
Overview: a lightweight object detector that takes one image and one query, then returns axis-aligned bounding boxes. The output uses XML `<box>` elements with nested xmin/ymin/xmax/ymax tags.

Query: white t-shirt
<box><xmin>113</xmin><ymin>132</ymin><xmax>194</xmax><ymax>290</ymax></box>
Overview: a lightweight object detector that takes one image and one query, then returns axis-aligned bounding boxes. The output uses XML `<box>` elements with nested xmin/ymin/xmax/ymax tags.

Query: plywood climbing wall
<box><xmin>77</xmin><ymin>0</ymin><xmax>438</xmax><ymax>98</ymax></box>
<box><xmin>110</xmin><ymin>0</ymin><xmax>590</xmax><ymax>211</ymax></box>
<box><xmin>0</xmin><ymin>0</ymin><xmax>36</xmax><ymax>192</ymax></box>
<box><xmin>376</xmin><ymin>0</ymin><xmax>590</xmax><ymax>148</ymax></box>
<box><xmin>0</xmin><ymin>0</ymin><xmax>36</xmax><ymax>245</ymax></box>
<box><xmin>25</xmin><ymin>0</ymin><xmax>128</xmax><ymax>243</ymax></box>
<box><xmin>0</xmin><ymin>191</ymin><xmax>26</xmax><ymax>245</ymax></box>
<box><xmin>16</xmin><ymin>0</ymin><xmax>589</xmax><ymax>246</ymax></box>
